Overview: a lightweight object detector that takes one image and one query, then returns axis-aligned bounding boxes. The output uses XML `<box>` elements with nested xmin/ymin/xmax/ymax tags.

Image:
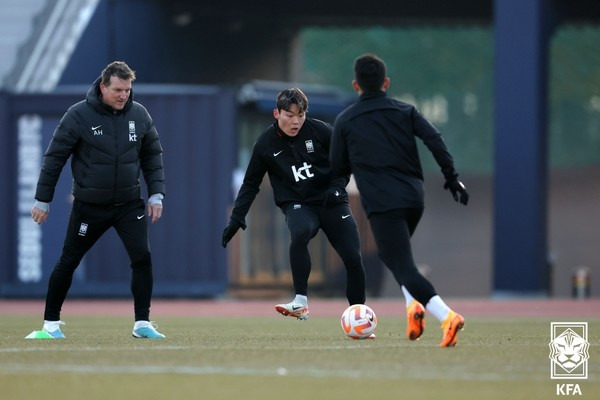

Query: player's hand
<box><xmin>31</xmin><ymin>203</ymin><xmax>49</xmax><ymax>225</ymax></box>
<box><xmin>222</xmin><ymin>219</ymin><xmax>242</xmax><ymax>248</ymax></box>
<box><xmin>322</xmin><ymin>186</ymin><xmax>344</xmax><ymax>207</ymax></box>
<box><xmin>444</xmin><ymin>179</ymin><xmax>469</xmax><ymax>205</ymax></box>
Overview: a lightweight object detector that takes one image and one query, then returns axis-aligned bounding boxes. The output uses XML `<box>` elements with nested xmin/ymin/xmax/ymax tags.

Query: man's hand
<box><xmin>222</xmin><ymin>219</ymin><xmax>243</xmax><ymax>248</ymax></box>
<box><xmin>147</xmin><ymin>203</ymin><xmax>163</xmax><ymax>224</ymax></box>
<box><xmin>444</xmin><ymin>179</ymin><xmax>469</xmax><ymax>205</ymax></box>
<box><xmin>147</xmin><ymin>194</ymin><xmax>164</xmax><ymax>224</ymax></box>
<box><xmin>31</xmin><ymin>201</ymin><xmax>49</xmax><ymax>225</ymax></box>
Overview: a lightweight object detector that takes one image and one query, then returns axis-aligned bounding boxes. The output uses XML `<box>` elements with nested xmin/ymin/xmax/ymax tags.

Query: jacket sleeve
<box><xmin>229</xmin><ymin>142</ymin><xmax>268</xmax><ymax>228</ymax></box>
<box><xmin>34</xmin><ymin>112</ymin><xmax>79</xmax><ymax>202</ymax></box>
<box><xmin>411</xmin><ymin>107</ymin><xmax>458</xmax><ymax>180</ymax></box>
<box><xmin>313</xmin><ymin>118</ymin><xmax>349</xmax><ymax>190</ymax></box>
<box><xmin>330</xmin><ymin>116</ymin><xmax>352</xmax><ymax>185</ymax></box>
<box><xmin>140</xmin><ymin>112</ymin><xmax>166</xmax><ymax>197</ymax></box>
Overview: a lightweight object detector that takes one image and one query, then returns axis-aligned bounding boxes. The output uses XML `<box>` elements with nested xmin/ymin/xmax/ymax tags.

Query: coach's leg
<box><xmin>115</xmin><ymin>199</ymin><xmax>153</xmax><ymax>322</ymax></box>
<box><xmin>44</xmin><ymin>200</ymin><xmax>109</xmax><ymax>321</ymax></box>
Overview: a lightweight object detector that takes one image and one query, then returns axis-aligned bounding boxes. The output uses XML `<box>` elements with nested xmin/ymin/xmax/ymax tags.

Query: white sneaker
<box><xmin>132</xmin><ymin>321</ymin><xmax>166</xmax><ymax>339</ymax></box>
<box><xmin>42</xmin><ymin>320</ymin><xmax>66</xmax><ymax>339</ymax></box>
<box><xmin>275</xmin><ymin>302</ymin><xmax>309</xmax><ymax>320</ymax></box>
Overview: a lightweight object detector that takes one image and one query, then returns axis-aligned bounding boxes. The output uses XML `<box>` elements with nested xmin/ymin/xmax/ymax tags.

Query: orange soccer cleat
<box><xmin>406</xmin><ymin>300</ymin><xmax>426</xmax><ymax>340</ymax></box>
<box><xmin>440</xmin><ymin>310</ymin><xmax>465</xmax><ymax>347</ymax></box>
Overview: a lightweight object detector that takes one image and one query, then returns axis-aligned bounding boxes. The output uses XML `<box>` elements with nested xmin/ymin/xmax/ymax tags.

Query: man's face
<box><xmin>273</xmin><ymin>103</ymin><xmax>306</xmax><ymax>137</ymax></box>
<box><xmin>100</xmin><ymin>76</ymin><xmax>132</xmax><ymax>110</ymax></box>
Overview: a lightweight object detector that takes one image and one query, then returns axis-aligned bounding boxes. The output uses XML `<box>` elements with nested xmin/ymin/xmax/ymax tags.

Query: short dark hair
<box><xmin>276</xmin><ymin>88</ymin><xmax>308</xmax><ymax>113</ymax></box>
<box><xmin>101</xmin><ymin>61</ymin><xmax>136</xmax><ymax>86</ymax></box>
<box><xmin>354</xmin><ymin>53</ymin><xmax>387</xmax><ymax>93</ymax></box>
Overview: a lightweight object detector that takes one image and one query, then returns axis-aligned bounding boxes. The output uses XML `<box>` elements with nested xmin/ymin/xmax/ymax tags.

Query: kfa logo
<box><xmin>549</xmin><ymin>322</ymin><xmax>589</xmax><ymax>379</ymax></box>
<box><xmin>549</xmin><ymin>322</ymin><xmax>588</xmax><ymax>396</ymax></box>
<box><xmin>78</xmin><ymin>223</ymin><xmax>88</xmax><ymax>237</ymax></box>
<box><xmin>556</xmin><ymin>384</ymin><xmax>582</xmax><ymax>396</ymax></box>
<box><xmin>128</xmin><ymin>121</ymin><xmax>137</xmax><ymax>141</ymax></box>
<box><xmin>92</xmin><ymin>125</ymin><xmax>102</xmax><ymax>136</ymax></box>
<box><xmin>305</xmin><ymin>140</ymin><xmax>314</xmax><ymax>153</ymax></box>
<box><xmin>291</xmin><ymin>162</ymin><xmax>314</xmax><ymax>182</ymax></box>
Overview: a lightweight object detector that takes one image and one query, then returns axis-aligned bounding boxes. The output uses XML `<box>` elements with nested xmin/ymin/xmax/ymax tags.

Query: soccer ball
<box><xmin>340</xmin><ymin>304</ymin><xmax>377</xmax><ymax>339</ymax></box>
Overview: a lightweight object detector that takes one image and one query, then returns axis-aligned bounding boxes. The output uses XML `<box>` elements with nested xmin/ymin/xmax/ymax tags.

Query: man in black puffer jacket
<box><xmin>31</xmin><ymin>61</ymin><xmax>166</xmax><ymax>339</ymax></box>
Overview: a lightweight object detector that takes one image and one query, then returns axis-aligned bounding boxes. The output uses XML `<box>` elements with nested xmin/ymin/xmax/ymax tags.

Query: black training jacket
<box><xmin>35</xmin><ymin>77</ymin><xmax>165</xmax><ymax>205</ymax></box>
<box><xmin>230</xmin><ymin>118</ymin><xmax>349</xmax><ymax>227</ymax></box>
<box><xmin>331</xmin><ymin>91</ymin><xmax>457</xmax><ymax>215</ymax></box>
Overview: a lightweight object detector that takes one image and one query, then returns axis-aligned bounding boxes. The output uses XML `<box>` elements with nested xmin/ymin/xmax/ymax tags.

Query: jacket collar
<box><xmin>359</xmin><ymin>91</ymin><xmax>387</xmax><ymax>101</ymax></box>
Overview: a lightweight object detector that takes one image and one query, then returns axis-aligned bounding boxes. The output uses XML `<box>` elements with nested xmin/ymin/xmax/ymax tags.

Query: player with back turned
<box><xmin>330</xmin><ymin>53</ymin><xmax>469</xmax><ymax>347</ymax></box>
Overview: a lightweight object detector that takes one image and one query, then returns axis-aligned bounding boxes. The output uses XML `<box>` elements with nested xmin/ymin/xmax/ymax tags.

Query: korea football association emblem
<box><xmin>305</xmin><ymin>139</ymin><xmax>314</xmax><ymax>153</ymax></box>
<box><xmin>549</xmin><ymin>322</ymin><xmax>589</xmax><ymax>379</ymax></box>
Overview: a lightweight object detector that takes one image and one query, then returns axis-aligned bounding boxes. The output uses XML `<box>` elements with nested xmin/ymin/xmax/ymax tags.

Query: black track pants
<box><xmin>44</xmin><ymin>198</ymin><xmax>153</xmax><ymax>321</ymax></box>
<box><xmin>284</xmin><ymin>202</ymin><xmax>366</xmax><ymax>305</ymax></box>
<box><xmin>368</xmin><ymin>208</ymin><xmax>437</xmax><ymax>305</ymax></box>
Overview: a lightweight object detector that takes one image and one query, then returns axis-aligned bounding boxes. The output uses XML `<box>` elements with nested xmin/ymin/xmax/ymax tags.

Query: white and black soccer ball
<box><xmin>340</xmin><ymin>304</ymin><xmax>377</xmax><ymax>339</ymax></box>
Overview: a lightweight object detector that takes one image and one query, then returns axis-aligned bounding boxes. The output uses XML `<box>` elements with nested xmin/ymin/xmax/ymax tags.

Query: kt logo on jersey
<box><xmin>291</xmin><ymin>162</ymin><xmax>314</xmax><ymax>182</ymax></box>
<box><xmin>128</xmin><ymin>121</ymin><xmax>137</xmax><ymax>141</ymax></box>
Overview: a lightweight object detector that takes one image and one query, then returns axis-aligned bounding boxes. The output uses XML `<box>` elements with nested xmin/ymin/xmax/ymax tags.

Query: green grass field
<box><xmin>1</xmin><ymin>315</ymin><xmax>598</xmax><ymax>400</ymax></box>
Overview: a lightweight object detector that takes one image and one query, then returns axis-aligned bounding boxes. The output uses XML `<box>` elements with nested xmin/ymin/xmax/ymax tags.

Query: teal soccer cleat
<box><xmin>42</xmin><ymin>321</ymin><xmax>66</xmax><ymax>339</ymax></box>
<box><xmin>132</xmin><ymin>321</ymin><xmax>166</xmax><ymax>339</ymax></box>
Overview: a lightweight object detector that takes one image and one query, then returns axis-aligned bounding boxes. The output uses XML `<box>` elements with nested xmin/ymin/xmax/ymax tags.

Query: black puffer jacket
<box><xmin>35</xmin><ymin>77</ymin><xmax>165</xmax><ymax>205</ymax></box>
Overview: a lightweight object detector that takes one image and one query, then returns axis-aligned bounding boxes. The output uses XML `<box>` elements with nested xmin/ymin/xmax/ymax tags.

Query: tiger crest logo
<box><xmin>549</xmin><ymin>322</ymin><xmax>589</xmax><ymax>379</ymax></box>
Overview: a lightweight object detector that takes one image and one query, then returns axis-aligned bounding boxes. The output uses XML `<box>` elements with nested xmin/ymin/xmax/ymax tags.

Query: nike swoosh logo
<box><xmin>291</xmin><ymin>305</ymin><xmax>304</xmax><ymax>311</ymax></box>
<box><xmin>92</xmin><ymin>125</ymin><xmax>102</xmax><ymax>130</ymax></box>
<box><xmin>273</xmin><ymin>150</ymin><xmax>283</xmax><ymax>156</ymax></box>
<box><xmin>137</xmin><ymin>215</ymin><xmax>145</xmax><ymax>220</ymax></box>
<box><xmin>342</xmin><ymin>215</ymin><xmax>351</xmax><ymax>219</ymax></box>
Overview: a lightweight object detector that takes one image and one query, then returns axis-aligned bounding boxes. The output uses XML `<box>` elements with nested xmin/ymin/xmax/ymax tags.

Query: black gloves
<box><xmin>444</xmin><ymin>179</ymin><xmax>469</xmax><ymax>205</ymax></box>
<box><xmin>222</xmin><ymin>219</ymin><xmax>243</xmax><ymax>248</ymax></box>
<box><xmin>322</xmin><ymin>186</ymin><xmax>345</xmax><ymax>208</ymax></box>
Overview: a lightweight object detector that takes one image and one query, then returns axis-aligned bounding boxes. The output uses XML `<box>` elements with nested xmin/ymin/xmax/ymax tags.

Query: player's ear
<box><xmin>352</xmin><ymin>80</ymin><xmax>360</xmax><ymax>93</ymax></box>
<box><xmin>382</xmin><ymin>77</ymin><xmax>390</xmax><ymax>91</ymax></box>
<box><xmin>273</xmin><ymin>108</ymin><xmax>279</xmax><ymax>119</ymax></box>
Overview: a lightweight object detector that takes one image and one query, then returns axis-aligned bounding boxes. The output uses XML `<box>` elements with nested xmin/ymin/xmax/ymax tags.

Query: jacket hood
<box><xmin>86</xmin><ymin>76</ymin><xmax>134</xmax><ymax>114</ymax></box>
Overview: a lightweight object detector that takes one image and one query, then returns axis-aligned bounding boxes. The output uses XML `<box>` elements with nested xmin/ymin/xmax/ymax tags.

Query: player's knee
<box><xmin>55</xmin><ymin>251</ymin><xmax>84</xmax><ymax>272</ymax></box>
<box><xmin>343</xmin><ymin>254</ymin><xmax>363</xmax><ymax>271</ymax></box>
<box><xmin>289</xmin><ymin>228</ymin><xmax>313</xmax><ymax>245</ymax></box>
<box><xmin>130</xmin><ymin>251</ymin><xmax>152</xmax><ymax>271</ymax></box>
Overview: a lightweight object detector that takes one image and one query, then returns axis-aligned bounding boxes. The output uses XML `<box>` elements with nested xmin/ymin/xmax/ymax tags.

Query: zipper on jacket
<box><xmin>112</xmin><ymin>114</ymin><xmax>118</xmax><ymax>203</ymax></box>
<box><xmin>288</xmin><ymin>141</ymin><xmax>301</xmax><ymax>162</ymax></box>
